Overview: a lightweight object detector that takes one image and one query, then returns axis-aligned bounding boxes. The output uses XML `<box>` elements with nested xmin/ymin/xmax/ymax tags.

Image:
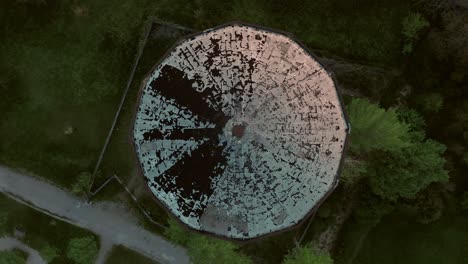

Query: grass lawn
<box><xmin>156</xmin><ymin>0</ymin><xmax>411</xmax><ymax>64</ymax></box>
<box><xmin>340</xmin><ymin>210</ymin><xmax>468</xmax><ymax>264</ymax></box>
<box><xmin>96</xmin><ymin>34</ymin><xmax>179</xmax><ymax>187</ymax></box>
<box><xmin>0</xmin><ymin>249</ymin><xmax>28</xmax><ymax>264</ymax></box>
<box><xmin>105</xmin><ymin>245</ymin><xmax>159</xmax><ymax>264</ymax></box>
<box><xmin>0</xmin><ymin>0</ymin><xmax>154</xmax><ymax>188</ymax></box>
<box><xmin>0</xmin><ymin>193</ymin><xmax>99</xmax><ymax>264</ymax></box>
<box><xmin>0</xmin><ymin>0</ymin><xmax>411</xmax><ymax>189</ymax></box>
<box><xmin>92</xmin><ymin>31</ymin><xmax>182</xmax><ymax>228</ymax></box>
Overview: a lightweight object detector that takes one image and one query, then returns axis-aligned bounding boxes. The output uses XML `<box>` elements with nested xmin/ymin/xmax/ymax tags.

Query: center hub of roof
<box><xmin>232</xmin><ymin>124</ymin><xmax>246</xmax><ymax>138</ymax></box>
<box><xmin>132</xmin><ymin>23</ymin><xmax>349</xmax><ymax>240</ymax></box>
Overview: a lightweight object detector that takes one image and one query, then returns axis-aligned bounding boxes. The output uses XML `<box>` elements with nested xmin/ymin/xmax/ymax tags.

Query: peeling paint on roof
<box><xmin>133</xmin><ymin>23</ymin><xmax>348</xmax><ymax>240</ymax></box>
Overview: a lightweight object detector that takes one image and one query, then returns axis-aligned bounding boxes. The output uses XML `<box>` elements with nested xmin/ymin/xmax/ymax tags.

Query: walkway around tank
<box><xmin>0</xmin><ymin>165</ymin><xmax>191</xmax><ymax>264</ymax></box>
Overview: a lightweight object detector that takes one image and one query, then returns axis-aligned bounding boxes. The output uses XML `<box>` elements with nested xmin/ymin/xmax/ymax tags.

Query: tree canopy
<box><xmin>347</xmin><ymin>101</ymin><xmax>448</xmax><ymax>201</ymax></box>
<box><xmin>347</xmin><ymin>98</ymin><xmax>409</xmax><ymax>154</ymax></box>
<box><xmin>366</xmin><ymin>108</ymin><xmax>448</xmax><ymax>200</ymax></box>
<box><xmin>368</xmin><ymin>139</ymin><xmax>448</xmax><ymax>201</ymax></box>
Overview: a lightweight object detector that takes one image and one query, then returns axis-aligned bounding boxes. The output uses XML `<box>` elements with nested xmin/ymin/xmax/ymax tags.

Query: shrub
<box><xmin>66</xmin><ymin>236</ymin><xmax>98</xmax><ymax>264</ymax></box>
<box><xmin>0</xmin><ymin>250</ymin><xmax>26</xmax><ymax>264</ymax></box>
<box><xmin>401</xmin><ymin>12</ymin><xmax>429</xmax><ymax>54</ymax></box>
<box><xmin>419</xmin><ymin>93</ymin><xmax>443</xmax><ymax>113</ymax></box>
<box><xmin>40</xmin><ymin>245</ymin><xmax>59</xmax><ymax>263</ymax></box>
<box><xmin>72</xmin><ymin>172</ymin><xmax>92</xmax><ymax>195</ymax></box>
<box><xmin>282</xmin><ymin>244</ymin><xmax>333</xmax><ymax>264</ymax></box>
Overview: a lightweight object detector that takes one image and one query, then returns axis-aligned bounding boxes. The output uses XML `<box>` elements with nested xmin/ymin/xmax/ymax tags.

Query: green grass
<box><xmin>92</xmin><ymin>34</ymin><xmax>180</xmax><ymax>228</ymax></box>
<box><xmin>0</xmin><ymin>193</ymin><xmax>99</xmax><ymax>264</ymax></box>
<box><xmin>0</xmin><ymin>0</ymin><xmax>154</xmax><ymax>188</ymax></box>
<box><xmin>0</xmin><ymin>0</ymin><xmax>411</xmax><ymax>190</ymax></box>
<box><xmin>0</xmin><ymin>249</ymin><xmax>27</xmax><ymax>264</ymax></box>
<box><xmin>97</xmin><ymin>36</ymin><xmax>178</xmax><ymax>186</ymax></box>
<box><xmin>156</xmin><ymin>0</ymin><xmax>411</xmax><ymax>64</ymax></box>
<box><xmin>105</xmin><ymin>245</ymin><xmax>159</xmax><ymax>264</ymax></box>
<box><xmin>240</xmin><ymin>230</ymin><xmax>297</xmax><ymax>264</ymax></box>
<box><xmin>337</xmin><ymin>209</ymin><xmax>468</xmax><ymax>264</ymax></box>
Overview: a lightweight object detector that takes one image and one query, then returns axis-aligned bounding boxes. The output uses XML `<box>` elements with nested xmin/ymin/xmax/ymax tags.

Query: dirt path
<box><xmin>0</xmin><ymin>166</ymin><xmax>190</xmax><ymax>264</ymax></box>
<box><xmin>0</xmin><ymin>237</ymin><xmax>46</xmax><ymax>264</ymax></box>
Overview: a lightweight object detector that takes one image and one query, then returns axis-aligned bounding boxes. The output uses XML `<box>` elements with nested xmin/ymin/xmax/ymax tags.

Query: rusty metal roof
<box><xmin>133</xmin><ymin>23</ymin><xmax>348</xmax><ymax>240</ymax></box>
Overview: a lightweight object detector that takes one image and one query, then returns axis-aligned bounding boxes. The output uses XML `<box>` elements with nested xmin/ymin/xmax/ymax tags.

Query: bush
<box><xmin>72</xmin><ymin>172</ymin><xmax>92</xmax><ymax>195</ymax></box>
<box><xmin>0</xmin><ymin>250</ymin><xmax>26</xmax><ymax>264</ymax></box>
<box><xmin>282</xmin><ymin>244</ymin><xmax>333</xmax><ymax>264</ymax></box>
<box><xmin>40</xmin><ymin>245</ymin><xmax>59</xmax><ymax>263</ymax></box>
<box><xmin>419</xmin><ymin>93</ymin><xmax>443</xmax><ymax>113</ymax></box>
<box><xmin>188</xmin><ymin>235</ymin><xmax>253</xmax><ymax>264</ymax></box>
<box><xmin>165</xmin><ymin>218</ymin><xmax>253</xmax><ymax>264</ymax></box>
<box><xmin>67</xmin><ymin>236</ymin><xmax>99</xmax><ymax>264</ymax></box>
<box><xmin>401</xmin><ymin>12</ymin><xmax>429</xmax><ymax>54</ymax></box>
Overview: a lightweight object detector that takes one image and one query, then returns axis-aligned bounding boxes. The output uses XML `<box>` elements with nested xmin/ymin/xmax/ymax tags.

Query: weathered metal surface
<box><xmin>133</xmin><ymin>23</ymin><xmax>348</xmax><ymax>240</ymax></box>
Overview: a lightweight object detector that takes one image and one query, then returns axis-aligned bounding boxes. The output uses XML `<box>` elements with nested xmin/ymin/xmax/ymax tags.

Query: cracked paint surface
<box><xmin>133</xmin><ymin>23</ymin><xmax>348</xmax><ymax>239</ymax></box>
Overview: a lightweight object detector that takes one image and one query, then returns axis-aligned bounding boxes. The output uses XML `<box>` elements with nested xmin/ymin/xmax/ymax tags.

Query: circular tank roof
<box><xmin>133</xmin><ymin>22</ymin><xmax>348</xmax><ymax>240</ymax></box>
